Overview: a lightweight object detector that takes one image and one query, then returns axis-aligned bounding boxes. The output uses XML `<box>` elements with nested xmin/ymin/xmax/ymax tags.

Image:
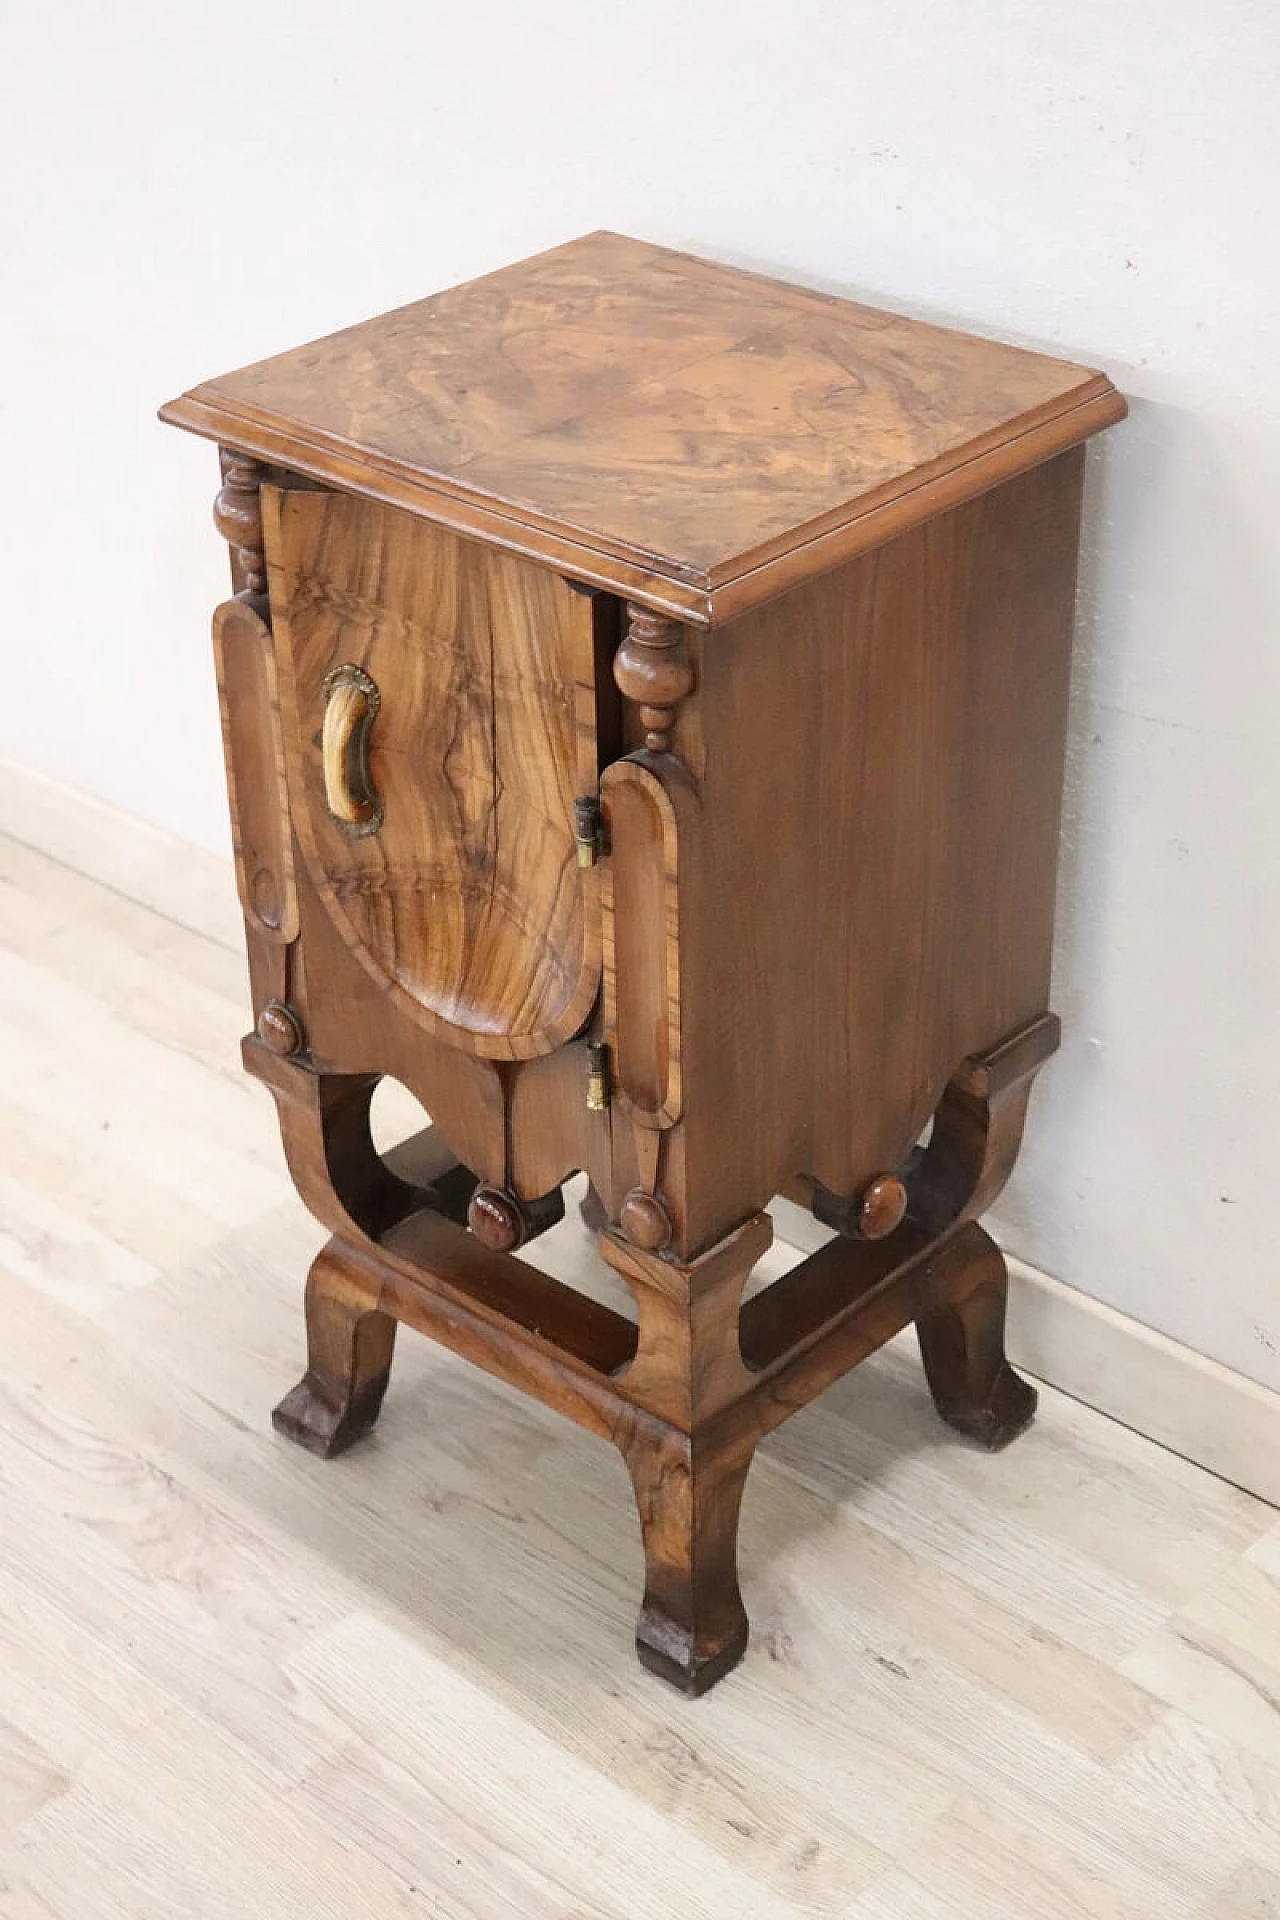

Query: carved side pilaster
<box><xmin>614</xmin><ymin>605</ymin><xmax>695</xmax><ymax>754</ymax></box>
<box><xmin>211</xmin><ymin>448</ymin><xmax>291</xmax><ymax>1025</ymax></box>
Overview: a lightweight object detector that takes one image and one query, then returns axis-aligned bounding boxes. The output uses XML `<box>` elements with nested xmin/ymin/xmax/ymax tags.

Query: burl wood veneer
<box><xmin>161</xmin><ymin>231</ymin><xmax>1126</xmax><ymax>1694</ymax></box>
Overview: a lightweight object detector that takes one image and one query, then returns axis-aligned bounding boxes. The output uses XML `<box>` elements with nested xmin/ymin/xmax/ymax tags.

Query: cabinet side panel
<box><xmin>675</xmin><ymin>447</ymin><xmax>1086</xmax><ymax>1252</ymax></box>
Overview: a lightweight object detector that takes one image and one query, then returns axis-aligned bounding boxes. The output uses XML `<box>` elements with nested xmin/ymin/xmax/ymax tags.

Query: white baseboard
<box><xmin>6</xmin><ymin>761</ymin><xmax>1278</xmax><ymax>1509</ymax></box>
<box><xmin>770</xmin><ymin>1197</ymin><xmax>1280</xmax><ymax>1509</ymax></box>
<box><xmin>1003</xmin><ymin>1255</ymin><xmax>1280</xmax><ymax>1508</ymax></box>
<box><xmin>0</xmin><ymin>757</ymin><xmax>242</xmax><ymax>951</ymax></box>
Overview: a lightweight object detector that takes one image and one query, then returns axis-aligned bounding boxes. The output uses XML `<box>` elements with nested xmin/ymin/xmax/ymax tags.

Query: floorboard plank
<box><xmin>2</xmin><ymin>826</ymin><xmax>1278</xmax><ymax>1916</ymax></box>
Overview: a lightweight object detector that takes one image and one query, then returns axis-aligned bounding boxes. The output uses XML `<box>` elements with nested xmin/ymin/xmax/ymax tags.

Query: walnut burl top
<box><xmin>160</xmin><ymin>230</ymin><xmax>1125</xmax><ymax>626</ymax></box>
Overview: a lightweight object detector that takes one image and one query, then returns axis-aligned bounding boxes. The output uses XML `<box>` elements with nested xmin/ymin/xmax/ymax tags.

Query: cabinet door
<box><xmin>264</xmin><ymin>486</ymin><xmax>604</xmax><ymax>1060</ymax></box>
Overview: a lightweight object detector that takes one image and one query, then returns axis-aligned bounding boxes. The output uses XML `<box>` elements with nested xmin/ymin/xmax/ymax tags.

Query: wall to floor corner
<box><xmin>2</xmin><ymin>1</ymin><xmax>1276</xmax><ymax>1387</ymax></box>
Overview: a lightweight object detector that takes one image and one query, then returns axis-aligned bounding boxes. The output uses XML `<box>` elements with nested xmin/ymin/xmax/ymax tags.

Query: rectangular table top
<box><xmin>161</xmin><ymin>230</ymin><xmax>1124</xmax><ymax>626</ymax></box>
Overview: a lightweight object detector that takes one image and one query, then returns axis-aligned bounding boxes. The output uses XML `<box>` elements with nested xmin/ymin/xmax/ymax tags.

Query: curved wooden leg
<box><xmin>916</xmin><ymin>1228</ymin><xmax>1037</xmax><ymax>1450</ymax></box>
<box><xmin>273</xmin><ymin>1242</ymin><xmax>397</xmax><ymax>1458</ymax></box>
<box><xmin>242</xmin><ymin>1042</ymin><xmax>465</xmax><ymax>1248</ymax></box>
<box><xmin>617</xmin><ymin>1417</ymin><xmax>755</xmax><ymax>1695</ymax></box>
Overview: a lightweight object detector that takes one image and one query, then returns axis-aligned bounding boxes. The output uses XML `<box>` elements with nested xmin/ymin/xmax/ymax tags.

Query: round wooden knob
<box><xmin>257</xmin><ymin>1000</ymin><xmax>304</xmax><ymax>1057</ymax></box>
<box><xmin>858</xmin><ymin>1174</ymin><xmax>908</xmax><ymax>1240</ymax></box>
<box><xmin>619</xmin><ymin>1189</ymin><xmax>673</xmax><ymax>1252</ymax></box>
<box><xmin>467</xmin><ymin>1186</ymin><xmax>525</xmax><ymax>1252</ymax></box>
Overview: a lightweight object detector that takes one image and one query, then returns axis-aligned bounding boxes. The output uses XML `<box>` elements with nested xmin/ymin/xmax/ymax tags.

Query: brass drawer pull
<box><xmin>321</xmin><ymin>664</ymin><xmax>382</xmax><ymax>834</ymax></box>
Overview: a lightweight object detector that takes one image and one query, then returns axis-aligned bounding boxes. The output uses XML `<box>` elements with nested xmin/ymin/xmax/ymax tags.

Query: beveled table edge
<box><xmin>159</xmin><ymin>377</ymin><xmax>1125</xmax><ymax>630</ymax></box>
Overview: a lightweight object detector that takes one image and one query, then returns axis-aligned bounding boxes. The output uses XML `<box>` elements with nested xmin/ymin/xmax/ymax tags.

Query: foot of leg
<box><xmin>617</xmin><ymin>1418</ymin><xmax>755</xmax><ymax>1695</ymax></box>
<box><xmin>273</xmin><ymin>1244</ymin><xmax>397</xmax><ymax>1459</ymax></box>
<box><xmin>916</xmin><ymin>1228</ymin><xmax>1037</xmax><ymax>1450</ymax></box>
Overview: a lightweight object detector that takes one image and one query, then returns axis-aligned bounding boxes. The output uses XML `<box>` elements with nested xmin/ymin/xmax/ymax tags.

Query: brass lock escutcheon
<box><xmin>321</xmin><ymin>664</ymin><xmax>382</xmax><ymax>835</ymax></box>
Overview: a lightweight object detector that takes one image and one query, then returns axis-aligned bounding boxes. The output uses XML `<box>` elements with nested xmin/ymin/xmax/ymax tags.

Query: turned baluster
<box><xmin>614</xmin><ymin>605</ymin><xmax>695</xmax><ymax>753</ymax></box>
<box><xmin>213</xmin><ymin>448</ymin><xmax>269</xmax><ymax>603</ymax></box>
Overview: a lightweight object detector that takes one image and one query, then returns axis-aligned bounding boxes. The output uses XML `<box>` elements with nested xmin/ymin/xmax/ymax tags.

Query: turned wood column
<box><xmin>213</xmin><ymin>447</ymin><xmax>270</xmax><ymax>604</ymax></box>
<box><xmin>614</xmin><ymin>605</ymin><xmax>695</xmax><ymax>753</ymax></box>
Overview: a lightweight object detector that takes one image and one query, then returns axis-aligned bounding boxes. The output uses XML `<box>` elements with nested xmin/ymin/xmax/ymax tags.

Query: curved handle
<box><xmin>321</xmin><ymin>664</ymin><xmax>382</xmax><ymax>834</ymax></box>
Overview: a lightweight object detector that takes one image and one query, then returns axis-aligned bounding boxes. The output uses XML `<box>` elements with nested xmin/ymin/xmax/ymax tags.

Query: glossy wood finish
<box><xmin>212</xmin><ymin>595</ymin><xmax>297</xmax><ymax>943</ymax></box>
<box><xmin>241</xmin><ymin>1029</ymin><xmax>1047</xmax><ymax>1689</ymax></box>
<box><xmin>916</xmin><ymin>1232</ymin><xmax>1038</xmax><ymax>1451</ymax></box>
<box><xmin>665</xmin><ymin>451</ymin><xmax>1087</xmax><ymax>1258</ymax></box>
<box><xmin>600</xmin><ymin>756</ymin><xmax>685</xmax><ymax>1130</ymax></box>
<box><xmin>263</xmin><ymin>485</ymin><xmax>607</xmax><ymax>1060</ymax></box>
<box><xmin>856</xmin><ymin>1175</ymin><xmax>909</xmax><ymax>1241</ymax></box>
<box><xmin>161</xmin><ymin>230</ymin><xmax>1125</xmax><ymax>626</ymax></box>
<box><xmin>9</xmin><ymin>835</ymin><xmax>1279</xmax><ymax>1917</ymax></box>
<box><xmin>619</xmin><ymin>1418</ymin><xmax>757</xmax><ymax>1696</ymax></box>
<box><xmin>613</xmin><ymin>606</ymin><xmax>695</xmax><ymax>753</ymax></box>
<box><xmin>213</xmin><ymin>447</ymin><xmax>270</xmax><ymax>600</ymax></box>
<box><xmin>161</xmin><ymin>234</ymin><xmax>1126</xmax><ymax>1692</ymax></box>
<box><xmin>271</xmin><ymin>1244</ymin><xmax>398</xmax><ymax>1458</ymax></box>
<box><xmin>256</xmin><ymin>999</ymin><xmax>304</xmax><ymax>1057</ymax></box>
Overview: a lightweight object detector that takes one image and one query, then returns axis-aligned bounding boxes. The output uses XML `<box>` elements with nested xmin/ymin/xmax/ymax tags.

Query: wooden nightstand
<box><xmin>160</xmin><ymin>231</ymin><xmax>1125</xmax><ymax>1694</ymax></box>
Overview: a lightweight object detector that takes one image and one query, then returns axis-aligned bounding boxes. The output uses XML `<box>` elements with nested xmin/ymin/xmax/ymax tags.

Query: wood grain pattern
<box><xmin>599</xmin><ymin>757</ymin><xmax>684</xmax><ymax>1131</ymax></box>
<box><xmin>211</xmin><ymin>596</ymin><xmax>298</xmax><ymax>943</ymax></box>
<box><xmin>245</xmin><ymin>979</ymin><xmax>1046</xmax><ymax>1693</ymax></box>
<box><xmin>263</xmin><ymin>484</ymin><xmax>604</xmax><ymax>1060</ymax></box>
<box><xmin>157</xmin><ymin>234</ymin><xmax>1129</xmax><ymax>1696</ymax></box>
<box><xmin>664</xmin><ymin>448</ymin><xmax>1087</xmax><ymax>1257</ymax></box>
<box><xmin>273</xmin><ymin>856</ymin><xmax>508</xmax><ymax>1186</ymax></box>
<box><xmin>213</xmin><ymin>447</ymin><xmax>269</xmax><ymax>601</ymax></box>
<box><xmin>605</xmin><ymin>1213</ymin><xmax>772</xmax><ymax>1431</ymax></box>
<box><xmin>161</xmin><ymin>231</ymin><xmax>1125</xmax><ymax>625</ymax></box>
<box><xmin>271</xmin><ymin>1242</ymin><xmax>398</xmax><ymax>1458</ymax></box>
<box><xmin>206</xmin><ymin>445</ymin><xmax>1093</xmax><ymax>1688</ymax></box>
<box><xmin>13</xmin><ymin>835</ymin><xmax>1280</xmax><ymax>1916</ymax></box>
<box><xmin>616</xmin><ymin>1416</ymin><xmax>758</xmax><ymax>1697</ymax></box>
<box><xmin>613</xmin><ymin>606</ymin><xmax>695</xmax><ymax>753</ymax></box>
<box><xmin>915</xmin><ymin>1229</ymin><xmax>1038</xmax><ymax>1450</ymax></box>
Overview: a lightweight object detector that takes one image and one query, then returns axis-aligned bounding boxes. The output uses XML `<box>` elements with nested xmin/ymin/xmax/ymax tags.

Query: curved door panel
<box><xmin>264</xmin><ymin>486</ymin><xmax>602</xmax><ymax>1060</ymax></box>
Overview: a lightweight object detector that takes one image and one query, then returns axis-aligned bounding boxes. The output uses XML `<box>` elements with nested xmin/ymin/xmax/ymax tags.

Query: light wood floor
<box><xmin>3</xmin><ymin>831</ymin><xmax>1280</xmax><ymax>1918</ymax></box>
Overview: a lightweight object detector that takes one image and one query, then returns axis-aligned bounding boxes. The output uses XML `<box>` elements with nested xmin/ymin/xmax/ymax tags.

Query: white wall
<box><xmin>3</xmin><ymin>1</ymin><xmax>1277</xmax><ymax>1385</ymax></box>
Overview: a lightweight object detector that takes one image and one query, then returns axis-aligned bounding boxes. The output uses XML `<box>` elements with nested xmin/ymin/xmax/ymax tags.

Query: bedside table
<box><xmin>160</xmin><ymin>231</ymin><xmax>1125</xmax><ymax>1694</ymax></box>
